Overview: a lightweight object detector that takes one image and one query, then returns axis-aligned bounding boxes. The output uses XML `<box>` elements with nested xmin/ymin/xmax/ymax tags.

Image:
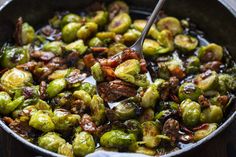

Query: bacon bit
<box><xmin>217</xmin><ymin>95</ymin><xmax>229</xmax><ymax>106</ymax></box>
<box><xmin>83</xmin><ymin>53</ymin><xmax>97</xmax><ymax>68</ymax></box>
<box><xmin>99</xmin><ymin>57</ymin><xmax>120</xmax><ymax>68</ymax></box>
<box><xmin>14</xmin><ymin>17</ymin><xmax>23</xmax><ymax>46</ymax></box>
<box><xmin>2</xmin><ymin>117</ymin><xmax>14</xmax><ymax>125</ymax></box>
<box><xmin>192</xmin><ymin>123</ymin><xmax>209</xmax><ymax>131</ymax></box>
<box><xmin>91</xmin><ymin>47</ymin><xmax>108</xmax><ymax>53</ymax></box>
<box><xmin>101</xmin><ymin>66</ymin><xmax>116</xmax><ymax>79</ymax></box>
<box><xmin>140</xmin><ymin>59</ymin><xmax>147</xmax><ymax>73</ymax></box>
<box><xmin>121</xmin><ymin>48</ymin><xmax>140</xmax><ymax>61</ymax></box>
<box><xmin>169</xmin><ymin>67</ymin><xmax>186</xmax><ymax>79</ymax></box>
<box><xmin>80</xmin><ymin>114</ymin><xmax>96</xmax><ymax>133</ymax></box>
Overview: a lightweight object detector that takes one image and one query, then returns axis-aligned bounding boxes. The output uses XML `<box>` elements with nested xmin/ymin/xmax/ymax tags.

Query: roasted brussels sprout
<box><xmin>174</xmin><ymin>34</ymin><xmax>198</xmax><ymax>52</ymax></box>
<box><xmin>185</xmin><ymin>56</ymin><xmax>200</xmax><ymax>74</ymax></box>
<box><xmin>79</xmin><ymin>82</ymin><xmax>96</xmax><ymax>96</ymax></box>
<box><xmin>194</xmin><ymin>70</ymin><xmax>218</xmax><ymax>91</ymax></box>
<box><xmin>178</xmin><ymin>83</ymin><xmax>203</xmax><ymax>101</ymax></box>
<box><xmin>123</xmin><ymin>29</ymin><xmax>141</xmax><ymax>45</ymax></box>
<box><xmin>193</xmin><ymin>123</ymin><xmax>217</xmax><ymax>141</ymax></box>
<box><xmin>218</xmin><ymin>74</ymin><xmax>236</xmax><ymax>94</ymax></box>
<box><xmin>89</xmin><ymin>37</ymin><xmax>104</xmax><ymax>47</ymax></box>
<box><xmin>108</xmin><ymin>43</ymin><xmax>127</xmax><ymax>57</ymax></box>
<box><xmin>73</xmin><ymin>90</ymin><xmax>92</xmax><ymax>105</ymax></box>
<box><xmin>91</xmin><ymin>62</ymin><xmax>104</xmax><ymax>82</ymax></box>
<box><xmin>141</xmin><ymin>84</ymin><xmax>160</xmax><ymax>108</ymax></box>
<box><xmin>73</xmin><ymin>131</ymin><xmax>95</xmax><ymax>156</ymax></box>
<box><xmin>61</xmin><ymin>13</ymin><xmax>81</xmax><ymax>28</ymax></box>
<box><xmin>124</xmin><ymin>119</ymin><xmax>142</xmax><ymax>138</ymax></box>
<box><xmin>157</xmin><ymin>17</ymin><xmax>183</xmax><ymax>36</ymax></box>
<box><xmin>180</xmin><ymin>99</ymin><xmax>201</xmax><ymax>127</ymax></box>
<box><xmin>0</xmin><ymin>45</ymin><xmax>30</xmax><ymax>68</ymax></box>
<box><xmin>29</xmin><ymin>110</ymin><xmax>55</xmax><ymax>132</ymax></box>
<box><xmin>138</xmin><ymin>108</ymin><xmax>155</xmax><ymax>124</ymax></box>
<box><xmin>21</xmin><ymin>22</ymin><xmax>35</xmax><ymax>45</ymax></box>
<box><xmin>43</xmin><ymin>41</ymin><xmax>64</xmax><ymax>56</ymax></box>
<box><xmin>96</xmin><ymin>31</ymin><xmax>116</xmax><ymax>41</ymax></box>
<box><xmin>200</xmin><ymin>105</ymin><xmax>223</xmax><ymax>123</ymax></box>
<box><xmin>62</xmin><ymin>22</ymin><xmax>81</xmax><ymax>43</ymax></box>
<box><xmin>0</xmin><ymin>92</ymin><xmax>12</xmax><ymax>114</ymax></box>
<box><xmin>91</xmin><ymin>11</ymin><xmax>108</xmax><ymax>27</ymax></box>
<box><xmin>38</xmin><ymin>132</ymin><xmax>66</xmax><ymax>152</ymax></box>
<box><xmin>143</xmin><ymin>39</ymin><xmax>161</xmax><ymax>56</ymax></box>
<box><xmin>108</xmin><ymin>13</ymin><xmax>131</xmax><ymax>34</ymax></box>
<box><xmin>65</xmin><ymin>39</ymin><xmax>87</xmax><ymax>54</ymax></box>
<box><xmin>157</xmin><ymin>30</ymin><xmax>174</xmax><ymax>53</ymax></box>
<box><xmin>77</xmin><ymin>22</ymin><xmax>98</xmax><ymax>40</ymax></box>
<box><xmin>58</xmin><ymin>143</ymin><xmax>74</xmax><ymax>157</ymax></box>
<box><xmin>132</xmin><ymin>20</ymin><xmax>159</xmax><ymax>39</ymax></box>
<box><xmin>198</xmin><ymin>43</ymin><xmax>223</xmax><ymax>62</ymax></box>
<box><xmin>90</xmin><ymin>95</ymin><xmax>105</xmax><ymax>125</ymax></box>
<box><xmin>100</xmin><ymin>130</ymin><xmax>136</xmax><ymax>148</ymax></box>
<box><xmin>46</xmin><ymin>78</ymin><xmax>67</xmax><ymax>98</ymax></box>
<box><xmin>48</xmin><ymin>69</ymin><xmax>70</xmax><ymax>80</ymax></box>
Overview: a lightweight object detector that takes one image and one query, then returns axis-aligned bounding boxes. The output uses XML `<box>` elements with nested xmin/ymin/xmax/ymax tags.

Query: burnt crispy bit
<box><xmin>71</xmin><ymin>99</ymin><xmax>86</xmax><ymax>114</ymax></box>
<box><xmin>163</xmin><ymin>118</ymin><xmax>180</xmax><ymax>142</ymax></box>
<box><xmin>80</xmin><ymin>114</ymin><xmax>96</xmax><ymax>133</ymax></box>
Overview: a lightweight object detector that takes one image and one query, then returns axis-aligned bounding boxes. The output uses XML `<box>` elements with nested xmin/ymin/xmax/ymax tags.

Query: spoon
<box><xmin>84</xmin><ymin>0</ymin><xmax>166</xmax><ymax>108</ymax></box>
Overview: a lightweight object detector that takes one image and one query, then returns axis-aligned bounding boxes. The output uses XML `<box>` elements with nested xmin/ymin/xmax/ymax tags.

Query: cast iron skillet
<box><xmin>0</xmin><ymin>0</ymin><xmax>235</xmax><ymax>156</ymax></box>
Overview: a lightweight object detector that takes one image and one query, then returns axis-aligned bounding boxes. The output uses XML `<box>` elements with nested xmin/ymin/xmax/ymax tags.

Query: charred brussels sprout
<box><xmin>38</xmin><ymin>132</ymin><xmax>66</xmax><ymax>152</ymax></box>
<box><xmin>218</xmin><ymin>74</ymin><xmax>236</xmax><ymax>94</ymax></box>
<box><xmin>90</xmin><ymin>95</ymin><xmax>105</xmax><ymax>125</ymax></box>
<box><xmin>46</xmin><ymin>78</ymin><xmax>67</xmax><ymax>98</ymax></box>
<box><xmin>193</xmin><ymin>123</ymin><xmax>217</xmax><ymax>141</ymax></box>
<box><xmin>73</xmin><ymin>90</ymin><xmax>91</xmax><ymax>105</ymax></box>
<box><xmin>157</xmin><ymin>17</ymin><xmax>183</xmax><ymax>36</ymax></box>
<box><xmin>157</xmin><ymin>30</ymin><xmax>174</xmax><ymax>53</ymax></box>
<box><xmin>61</xmin><ymin>13</ymin><xmax>81</xmax><ymax>28</ymax></box>
<box><xmin>180</xmin><ymin>99</ymin><xmax>201</xmax><ymax>127</ymax></box>
<box><xmin>91</xmin><ymin>11</ymin><xmax>108</xmax><ymax>27</ymax></box>
<box><xmin>58</xmin><ymin>143</ymin><xmax>74</xmax><ymax>157</ymax></box>
<box><xmin>65</xmin><ymin>40</ymin><xmax>87</xmax><ymax>54</ymax></box>
<box><xmin>141</xmin><ymin>84</ymin><xmax>160</xmax><ymax>108</ymax></box>
<box><xmin>185</xmin><ymin>56</ymin><xmax>200</xmax><ymax>74</ymax></box>
<box><xmin>62</xmin><ymin>22</ymin><xmax>81</xmax><ymax>43</ymax></box>
<box><xmin>198</xmin><ymin>43</ymin><xmax>223</xmax><ymax>62</ymax></box>
<box><xmin>200</xmin><ymin>105</ymin><xmax>223</xmax><ymax>123</ymax></box>
<box><xmin>124</xmin><ymin>119</ymin><xmax>142</xmax><ymax>138</ymax></box>
<box><xmin>73</xmin><ymin>131</ymin><xmax>95</xmax><ymax>156</ymax></box>
<box><xmin>108</xmin><ymin>13</ymin><xmax>131</xmax><ymax>34</ymax></box>
<box><xmin>21</xmin><ymin>22</ymin><xmax>35</xmax><ymax>45</ymax></box>
<box><xmin>100</xmin><ymin>130</ymin><xmax>136</xmax><ymax>148</ymax></box>
<box><xmin>178</xmin><ymin>83</ymin><xmax>203</xmax><ymax>101</ymax></box>
<box><xmin>174</xmin><ymin>34</ymin><xmax>198</xmax><ymax>52</ymax></box>
<box><xmin>77</xmin><ymin>22</ymin><xmax>98</xmax><ymax>40</ymax></box>
<box><xmin>108</xmin><ymin>43</ymin><xmax>127</xmax><ymax>57</ymax></box>
<box><xmin>139</xmin><ymin>108</ymin><xmax>155</xmax><ymax>123</ymax></box>
<box><xmin>91</xmin><ymin>62</ymin><xmax>104</xmax><ymax>82</ymax></box>
<box><xmin>43</xmin><ymin>41</ymin><xmax>64</xmax><ymax>56</ymax></box>
<box><xmin>194</xmin><ymin>70</ymin><xmax>218</xmax><ymax>91</ymax></box>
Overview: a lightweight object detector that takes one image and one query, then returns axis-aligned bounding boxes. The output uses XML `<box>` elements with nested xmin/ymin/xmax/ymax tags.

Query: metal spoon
<box><xmin>84</xmin><ymin>0</ymin><xmax>166</xmax><ymax>108</ymax></box>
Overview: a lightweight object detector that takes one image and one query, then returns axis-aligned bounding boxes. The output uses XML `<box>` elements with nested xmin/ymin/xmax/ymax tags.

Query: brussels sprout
<box><xmin>52</xmin><ymin>109</ymin><xmax>80</xmax><ymax>131</ymax></box>
<box><xmin>134</xmin><ymin>74</ymin><xmax>150</xmax><ymax>87</ymax></box>
<box><xmin>132</xmin><ymin>20</ymin><xmax>159</xmax><ymax>39</ymax></box>
<box><xmin>153</xmin><ymin>78</ymin><xmax>165</xmax><ymax>89</ymax></box>
<box><xmin>73</xmin><ymin>90</ymin><xmax>91</xmax><ymax>105</ymax></box>
<box><xmin>21</xmin><ymin>22</ymin><xmax>35</xmax><ymax>45</ymax></box>
<box><xmin>89</xmin><ymin>37</ymin><xmax>104</xmax><ymax>47</ymax></box>
<box><xmin>124</xmin><ymin>119</ymin><xmax>142</xmax><ymax>138</ymax></box>
<box><xmin>157</xmin><ymin>17</ymin><xmax>183</xmax><ymax>35</ymax></box>
<box><xmin>90</xmin><ymin>95</ymin><xmax>105</xmax><ymax>125</ymax></box>
<box><xmin>155</xmin><ymin>109</ymin><xmax>173</xmax><ymax>122</ymax></box>
<box><xmin>198</xmin><ymin>43</ymin><xmax>223</xmax><ymax>62</ymax></box>
<box><xmin>38</xmin><ymin>132</ymin><xmax>66</xmax><ymax>152</ymax></box>
<box><xmin>178</xmin><ymin>83</ymin><xmax>203</xmax><ymax>101</ymax></box>
<box><xmin>138</xmin><ymin>108</ymin><xmax>155</xmax><ymax>123</ymax></box>
<box><xmin>193</xmin><ymin>123</ymin><xmax>217</xmax><ymax>141</ymax></box>
<box><xmin>1</xmin><ymin>68</ymin><xmax>33</xmax><ymax>93</ymax></box>
<box><xmin>96</xmin><ymin>31</ymin><xmax>116</xmax><ymax>41</ymax></box>
<box><xmin>79</xmin><ymin>82</ymin><xmax>96</xmax><ymax>96</ymax></box>
<box><xmin>200</xmin><ymin>105</ymin><xmax>223</xmax><ymax>123</ymax></box>
<box><xmin>157</xmin><ymin>30</ymin><xmax>174</xmax><ymax>53</ymax></box>
<box><xmin>185</xmin><ymin>56</ymin><xmax>200</xmax><ymax>74</ymax></box>
<box><xmin>91</xmin><ymin>62</ymin><xmax>104</xmax><ymax>82</ymax></box>
<box><xmin>218</xmin><ymin>74</ymin><xmax>236</xmax><ymax>94</ymax></box>
<box><xmin>29</xmin><ymin>110</ymin><xmax>55</xmax><ymax>132</ymax></box>
<box><xmin>123</xmin><ymin>29</ymin><xmax>141</xmax><ymax>45</ymax></box>
<box><xmin>61</xmin><ymin>13</ymin><xmax>81</xmax><ymax>28</ymax></box>
<box><xmin>91</xmin><ymin>11</ymin><xmax>108</xmax><ymax>27</ymax></box>
<box><xmin>43</xmin><ymin>41</ymin><xmax>64</xmax><ymax>56</ymax></box>
<box><xmin>65</xmin><ymin>39</ymin><xmax>87</xmax><ymax>55</ymax></box>
<box><xmin>194</xmin><ymin>70</ymin><xmax>218</xmax><ymax>91</ymax></box>
<box><xmin>62</xmin><ymin>22</ymin><xmax>81</xmax><ymax>43</ymax></box>
<box><xmin>108</xmin><ymin>1</ymin><xmax>129</xmax><ymax>18</ymax></box>
<box><xmin>48</xmin><ymin>69</ymin><xmax>70</xmax><ymax>80</ymax></box>
<box><xmin>73</xmin><ymin>131</ymin><xmax>95</xmax><ymax>156</ymax></box>
<box><xmin>180</xmin><ymin>99</ymin><xmax>201</xmax><ymax>127</ymax></box>
<box><xmin>49</xmin><ymin>14</ymin><xmax>61</xmax><ymax>28</ymax></box>
<box><xmin>58</xmin><ymin>143</ymin><xmax>74</xmax><ymax>157</ymax></box>
<box><xmin>141</xmin><ymin>84</ymin><xmax>160</xmax><ymax>108</ymax></box>
<box><xmin>0</xmin><ymin>45</ymin><xmax>30</xmax><ymax>68</ymax></box>
<box><xmin>143</xmin><ymin>39</ymin><xmax>161</xmax><ymax>56</ymax></box>
<box><xmin>77</xmin><ymin>22</ymin><xmax>98</xmax><ymax>40</ymax></box>
<box><xmin>108</xmin><ymin>13</ymin><xmax>131</xmax><ymax>34</ymax></box>
<box><xmin>0</xmin><ymin>91</ymin><xmax>12</xmax><ymax>114</ymax></box>
<box><xmin>100</xmin><ymin>130</ymin><xmax>136</xmax><ymax>148</ymax></box>
<box><xmin>46</xmin><ymin>78</ymin><xmax>67</xmax><ymax>98</ymax></box>
<box><xmin>174</xmin><ymin>34</ymin><xmax>198</xmax><ymax>52</ymax></box>
<box><xmin>141</xmin><ymin>121</ymin><xmax>161</xmax><ymax>148</ymax></box>
<box><xmin>108</xmin><ymin>43</ymin><xmax>127</xmax><ymax>56</ymax></box>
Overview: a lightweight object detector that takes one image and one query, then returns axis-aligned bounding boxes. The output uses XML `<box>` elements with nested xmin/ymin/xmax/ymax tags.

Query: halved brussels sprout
<box><xmin>198</xmin><ymin>43</ymin><xmax>223</xmax><ymax>62</ymax></box>
<box><xmin>157</xmin><ymin>17</ymin><xmax>183</xmax><ymax>36</ymax></box>
<box><xmin>91</xmin><ymin>11</ymin><xmax>108</xmax><ymax>27</ymax></box>
<box><xmin>115</xmin><ymin>59</ymin><xmax>139</xmax><ymax>79</ymax></box>
<box><xmin>89</xmin><ymin>37</ymin><xmax>104</xmax><ymax>47</ymax></box>
<box><xmin>0</xmin><ymin>91</ymin><xmax>12</xmax><ymax>114</ymax></box>
<box><xmin>91</xmin><ymin>62</ymin><xmax>104</xmax><ymax>82</ymax></box>
<box><xmin>65</xmin><ymin>39</ymin><xmax>87</xmax><ymax>55</ymax></box>
<box><xmin>108</xmin><ymin>13</ymin><xmax>131</xmax><ymax>34</ymax></box>
<box><xmin>100</xmin><ymin>130</ymin><xmax>136</xmax><ymax>148</ymax></box>
<box><xmin>143</xmin><ymin>39</ymin><xmax>161</xmax><ymax>56</ymax></box>
<box><xmin>178</xmin><ymin>83</ymin><xmax>203</xmax><ymax>101</ymax></box>
<box><xmin>79</xmin><ymin>82</ymin><xmax>96</xmax><ymax>96</ymax></box>
<box><xmin>73</xmin><ymin>90</ymin><xmax>91</xmax><ymax>105</ymax></box>
<box><xmin>62</xmin><ymin>22</ymin><xmax>81</xmax><ymax>43</ymax></box>
<box><xmin>38</xmin><ymin>132</ymin><xmax>66</xmax><ymax>152</ymax></box>
<box><xmin>123</xmin><ymin>29</ymin><xmax>141</xmax><ymax>45</ymax></box>
<box><xmin>77</xmin><ymin>22</ymin><xmax>98</xmax><ymax>40</ymax></box>
<box><xmin>57</xmin><ymin>143</ymin><xmax>74</xmax><ymax>157</ymax></box>
<box><xmin>185</xmin><ymin>56</ymin><xmax>200</xmax><ymax>74</ymax></box>
<box><xmin>193</xmin><ymin>123</ymin><xmax>217</xmax><ymax>141</ymax></box>
<box><xmin>60</xmin><ymin>13</ymin><xmax>81</xmax><ymax>28</ymax></box>
<box><xmin>218</xmin><ymin>74</ymin><xmax>236</xmax><ymax>94</ymax></box>
<box><xmin>90</xmin><ymin>95</ymin><xmax>105</xmax><ymax>125</ymax></box>
<box><xmin>156</xmin><ymin>30</ymin><xmax>174</xmax><ymax>53</ymax></box>
<box><xmin>73</xmin><ymin>131</ymin><xmax>95</xmax><ymax>156</ymax></box>
<box><xmin>108</xmin><ymin>43</ymin><xmax>127</xmax><ymax>57</ymax></box>
<box><xmin>48</xmin><ymin>69</ymin><xmax>70</xmax><ymax>80</ymax></box>
<box><xmin>124</xmin><ymin>119</ymin><xmax>142</xmax><ymax>138</ymax></box>
<box><xmin>174</xmin><ymin>34</ymin><xmax>198</xmax><ymax>52</ymax></box>
<box><xmin>21</xmin><ymin>22</ymin><xmax>35</xmax><ymax>45</ymax></box>
<box><xmin>132</xmin><ymin>20</ymin><xmax>159</xmax><ymax>39</ymax></box>
<box><xmin>43</xmin><ymin>41</ymin><xmax>64</xmax><ymax>56</ymax></box>
<box><xmin>142</xmin><ymin>121</ymin><xmax>161</xmax><ymax>148</ymax></box>
<box><xmin>46</xmin><ymin>78</ymin><xmax>67</xmax><ymax>98</ymax></box>
<box><xmin>194</xmin><ymin>70</ymin><xmax>218</xmax><ymax>91</ymax></box>
<box><xmin>139</xmin><ymin>108</ymin><xmax>155</xmax><ymax>123</ymax></box>
<box><xmin>141</xmin><ymin>84</ymin><xmax>160</xmax><ymax>108</ymax></box>
<box><xmin>96</xmin><ymin>31</ymin><xmax>116</xmax><ymax>41</ymax></box>
<box><xmin>200</xmin><ymin>105</ymin><xmax>223</xmax><ymax>123</ymax></box>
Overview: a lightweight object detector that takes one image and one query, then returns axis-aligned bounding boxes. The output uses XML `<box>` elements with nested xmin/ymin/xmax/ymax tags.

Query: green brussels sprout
<box><xmin>108</xmin><ymin>13</ymin><xmax>131</xmax><ymax>34</ymax></box>
<box><xmin>124</xmin><ymin>119</ymin><xmax>142</xmax><ymax>138</ymax></box>
<box><xmin>198</xmin><ymin>43</ymin><xmax>223</xmax><ymax>62</ymax></box>
<box><xmin>65</xmin><ymin>39</ymin><xmax>87</xmax><ymax>55</ymax></box>
<box><xmin>153</xmin><ymin>78</ymin><xmax>165</xmax><ymax>89</ymax></box>
<box><xmin>58</xmin><ymin>143</ymin><xmax>74</xmax><ymax>157</ymax></box>
<box><xmin>46</xmin><ymin>78</ymin><xmax>67</xmax><ymax>98</ymax></box>
<box><xmin>89</xmin><ymin>37</ymin><xmax>104</xmax><ymax>47</ymax></box>
<box><xmin>0</xmin><ymin>91</ymin><xmax>12</xmax><ymax>114</ymax></box>
<box><xmin>157</xmin><ymin>30</ymin><xmax>174</xmax><ymax>53</ymax></box>
<box><xmin>29</xmin><ymin>110</ymin><xmax>55</xmax><ymax>132</ymax></box>
<box><xmin>123</xmin><ymin>29</ymin><xmax>141</xmax><ymax>45</ymax></box>
<box><xmin>79</xmin><ymin>82</ymin><xmax>96</xmax><ymax>96</ymax></box>
<box><xmin>193</xmin><ymin>123</ymin><xmax>217</xmax><ymax>141</ymax></box>
<box><xmin>143</xmin><ymin>39</ymin><xmax>161</xmax><ymax>56</ymax></box>
<box><xmin>132</xmin><ymin>20</ymin><xmax>159</xmax><ymax>39</ymax></box>
<box><xmin>21</xmin><ymin>22</ymin><xmax>35</xmax><ymax>45</ymax></box>
<box><xmin>48</xmin><ymin>69</ymin><xmax>70</xmax><ymax>80</ymax></box>
<box><xmin>73</xmin><ymin>90</ymin><xmax>91</xmax><ymax>105</ymax></box>
<box><xmin>141</xmin><ymin>84</ymin><xmax>160</xmax><ymax>108</ymax></box>
<box><xmin>218</xmin><ymin>74</ymin><xmax>236</xmax><ymax>94</ymax></box>
<box><xmin>52</xmin><ymin>109</ymin><xmax>80</xmax><ymax>131</ymax></box>
<box><xmin>139</xmin><ymin>108</ymin><xmax>155</xmax><ymax>123</ymax></box>
<box><xmin>49</xmin><ymin>14</ymin><xmax>61</xmax><ymax>28</ymax></box>
<box><xmin>174</xmin><ymin>34</ymin><xmax>198</xmax><ymax>52</ymax></box>
<box><xmin>185</xmin><ymin>56</ymin><xmax>200</xmax><ymax>74</ymax></box>
<box><xmin>194</xmin><ymin>70</ymin><xmax>218</xmax><ymax>91</ymax></box>
<box><xmin>100</xmin><ymin>130</ymin><xmax>136</xmax><ymax>148</ymax></box>
<box><xmin>180</xmin><ymin>99</ymin><xmax>201</xmax><ymax>127</ymax></box>
<box><xmin>133</xmin><ymin>74</ymin><xmax>150</xmax><ymax>87</ymax></box>
<box><xmin>73</xmin><ymin>131</ymin><xmax>95</xmax><ymax>156</ymax></box>
<box><xmin>178</xmin><ymin>83</ymin><xmax>203</xmax><ymax>101</ymax></box>
<box><xmin>96</xmin><ymin>31</ymin><xmax>116</xmax><ymax>41</ymax></box>
<box><xmin>43</xmin><ymin>41</ymin><xmax>64</xmax><ymax>56</ymax></box>
<box><xmin>77</xmin><ymin>22</ymin><xmax>98</xmax><ymax>40</ymax></box>
<box><xmin>62</xmin><ymin>22</ymin><xmax>81</xmax><ymax>43</ymax></box>
<box><xmin>0</xmin><ymin>45</ymin><xmax>30</xmax><ymax>68</ymax></box>
<box><xmin>91</xmin><ymin>11</ymin><xmax>108</xmax><ymax>27</ymax></box>
<box><xmin>200</xmin><ymin>105</ymin><xmax>223</xmax><ymax>123</ymax></box>
<box><xmin>141</xmin><ymin>121</ymin><xmax>161</xmax><ymax>148</ymax></box>
<box><xmin>108</xmin><ymin>43</ymin><xmax>127</xmax><ymax>56</ymax></box>
<box><xmin>157</xmin><ymin>17</ymin><xmax>183</xmax><ymax>36</ymax></box>
<box><xmin>61</xmin><ymin>13</ymin><xmax>81</xmax><ymax>28</ymax></box>
<box><xmin>38</xmin><ymin>132</ymin><xmax>66</xmax><ymax>152</ymax></box>
<box><xmin>90</xmin><ymin>95</ymin><xmax>105</xmax><ymax>125</ymax></box>
<box><xmin>91</xmin><ymin>62</ymin><xmax>104</xmax><ymax>82</ymax></box>
<box><xmin>0</xmin><ymin>68</ymin><xmax>33</xmax><ymax>93</ymax></box>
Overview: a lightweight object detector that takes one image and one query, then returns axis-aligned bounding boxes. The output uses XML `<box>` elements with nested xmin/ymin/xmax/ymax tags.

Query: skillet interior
<box><xmin>0</xmin><ymin>0</ymin><xmax>235</xmax><ymax>156</ymax></box>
